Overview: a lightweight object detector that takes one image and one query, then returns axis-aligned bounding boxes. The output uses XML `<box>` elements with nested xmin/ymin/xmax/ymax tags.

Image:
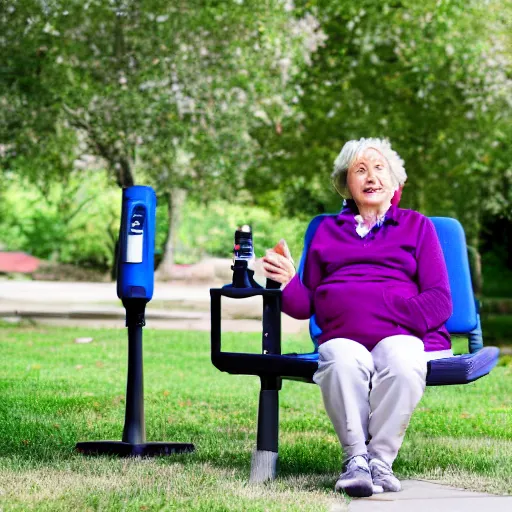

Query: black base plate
<box><xmin>76</xmin><ymin>441</ymin><xmax>195</xmax><ymax>457</ymax></box>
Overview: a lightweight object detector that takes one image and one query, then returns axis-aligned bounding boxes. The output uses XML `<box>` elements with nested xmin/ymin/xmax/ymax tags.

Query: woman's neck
<box><xmin>355</xmin><ymin>201</ymin><xmax>392</xmax><ymax>227</ymax></box>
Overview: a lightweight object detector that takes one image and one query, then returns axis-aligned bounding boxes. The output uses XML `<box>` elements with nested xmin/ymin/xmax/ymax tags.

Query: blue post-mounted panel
<box><xmin>117</xmin><ymin>186</ymin><xmax>157</xmax><ymax>301</ymax></box>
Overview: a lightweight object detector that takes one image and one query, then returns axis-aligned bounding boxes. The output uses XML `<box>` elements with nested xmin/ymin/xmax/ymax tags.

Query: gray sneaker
<box><xmin>335</xmin><ymin>455</ymin><xmax>373</xmax><ymax>497</ymax></box>
<box><xmin>369</xmin><ymin>458</ymin><xmax>401</xmax><ymax>493</ymax></box>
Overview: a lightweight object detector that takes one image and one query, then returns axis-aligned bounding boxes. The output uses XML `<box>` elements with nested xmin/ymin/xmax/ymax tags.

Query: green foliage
<box><xmin>250</xmin><ymin>0</ymin><xmax>512</xmax><ymax>243</ymax></box>
<box><xmin>0</xmin><ymin>174</ymin><xmax>308</xmax><ymax>268</ymax></box>
<box><xmin>1</xmin><ymin>0</ymin><xmax>511</xmax><ymax>276</ymax></box>
<box><xmin>481</xmin><ymin>315</ymin><xmax>512</xmax><ymax>346</ymax></box>
<box><xmin>0</xmin><ymin>171</ymin><xmax>120</xmax><ymax>270</ymax></box>
<box><xmin>168</xmin><ymin>199</ymin><xmax>309</xmax><ymax>264</ymax></box>
<box><xmin>0</xmin><ymin>0</ymin><xmax>328</xmax><ymax>269</ymax></box>
<box><xmin>482</xmin><ymin>252</ymin><xmax>512</xmax><ymax>299</ymax></box>
<box><xmin>0</xmin><ymin>0</ymin><xmax>321</xmax><ymax>194</ymax></box>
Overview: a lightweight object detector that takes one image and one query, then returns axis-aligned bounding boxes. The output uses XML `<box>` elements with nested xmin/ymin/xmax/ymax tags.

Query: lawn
<box><xmin>0</xmin><ymin>324</ymin><xmax>511</xmax><ymax>511</ymax></box>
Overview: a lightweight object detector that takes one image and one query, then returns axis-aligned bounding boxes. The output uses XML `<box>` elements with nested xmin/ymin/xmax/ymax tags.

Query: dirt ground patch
<box><xmin>32</xmin><ymin>262</ymin><xmax>110</xmax><ymax>282</ymax></box>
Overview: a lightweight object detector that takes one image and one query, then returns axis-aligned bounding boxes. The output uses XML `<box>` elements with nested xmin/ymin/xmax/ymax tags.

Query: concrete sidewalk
<box><xmin>349</xmin><ymin>480</ymin><xmax>512</xmax><ymax>511</ymax></box>
<box><xmin>0</xmin><ymin>279</ymin><xmax>214</xmax><ymax>304</ymax></box>
<box><xmin>0</xmin><ymin>279</ymin><xmax>309</xmax><ymax>333</ymax></box>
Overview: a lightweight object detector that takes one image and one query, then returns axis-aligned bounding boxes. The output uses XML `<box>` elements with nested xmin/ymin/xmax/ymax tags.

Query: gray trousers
<box><xmin>313</xmin><ymin>335</ymin><xmax>434</xmax><ymax>467</ymax></box>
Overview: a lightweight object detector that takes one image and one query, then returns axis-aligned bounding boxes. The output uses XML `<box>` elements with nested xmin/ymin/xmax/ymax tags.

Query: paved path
<box><xmin>0</xmin><ymin>279</ymin><xmax>213</xmax><ymax>304</ymax></box>
<box><xmin>349</xmin><ymin>480</ymin><xmax>512</xmax><ymax>511</ymax></box>
<box><xmin>0</xmin><ymin>279</ymin><xmax>309</xmax><ymax>333</ymax></box>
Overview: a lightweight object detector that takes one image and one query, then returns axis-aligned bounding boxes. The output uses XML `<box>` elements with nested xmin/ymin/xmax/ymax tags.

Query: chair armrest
<box><xmin>210</xmin><ymin>288</ymin><xmax>282</xmax><ymax>362</ymax></box>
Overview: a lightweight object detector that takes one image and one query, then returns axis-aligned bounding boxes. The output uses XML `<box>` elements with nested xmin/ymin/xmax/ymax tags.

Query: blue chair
<box><xmin>210</xmin><ymin>215</ymin><xmax>499</xmax><ymax>481</ymax></box>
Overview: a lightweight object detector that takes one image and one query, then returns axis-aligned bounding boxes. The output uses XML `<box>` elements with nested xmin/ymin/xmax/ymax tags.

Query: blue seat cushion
<box><xmin>426</xmin><ymin>346</ymin><xmax>500</xmax><ymax>385</ymax></box>
<box><xmin>284</xmin><ymin>346</ymin><xmax>499</xmax><ymax>386</ymax></box>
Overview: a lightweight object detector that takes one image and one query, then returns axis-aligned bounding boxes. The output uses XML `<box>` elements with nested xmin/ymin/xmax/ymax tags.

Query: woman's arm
<box><xmin>281</xmin><ymin>273</ymin><xmax>314</xmax><ymax>319</ymax></box>
<box><xmin>281</xmin><ymin>243</ymin><xmax>323</xmax><ymax>320</ymax></box>
<box><xmin>261</xmin><ymin>234</ymin><xmax>323</xmax><ymax>320</ymax></box>
<box><xmin>384</xmin><ymin>217</ymin><xmax>453</xmax><ymax>337</ymax></box>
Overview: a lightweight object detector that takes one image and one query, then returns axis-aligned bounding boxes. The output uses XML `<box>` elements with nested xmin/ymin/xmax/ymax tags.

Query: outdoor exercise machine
<box><xmin>76</xmin><ymin>185</ymin><xmax>194</xmax><ymax>457</ymax></box>
<box><xmin>210</xmin><ymin>215</ymin><xmax>500</xmax><ymax>482</ymax></box>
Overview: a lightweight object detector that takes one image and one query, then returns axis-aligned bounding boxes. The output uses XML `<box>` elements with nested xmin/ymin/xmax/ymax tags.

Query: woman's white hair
<box><xmin>331</xmin><ymin>138</ymin><xmax>407</xmax><ymax>197</ymax></box>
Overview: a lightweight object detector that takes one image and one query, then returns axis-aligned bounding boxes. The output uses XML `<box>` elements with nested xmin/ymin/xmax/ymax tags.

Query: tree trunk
<box><xmin>110</xmin><ymin>156</ymin><xmax>134</xmax><ymax>280</ymax></box>
<box><xmin>467</xmin><ymin>244</ymin><xmax>483</xmax><ymax>296</ymax></box>
<box><xmin>466</xmin><ymin>211</ymin><xmax>483</xmax><ymax>296</ymax></box>
<box><xmin>156</xmin><ymin>188</ymin><xmax>187</xmax><ymax>280</ymax></box>
<box><xmin>114</xmin><ymin>156</ymin><xmax>135</xmax><ymax>188</ymax></box>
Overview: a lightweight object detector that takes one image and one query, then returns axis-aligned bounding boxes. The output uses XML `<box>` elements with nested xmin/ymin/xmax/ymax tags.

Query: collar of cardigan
<box><xmin>336</xmin><ymin>199</ymin><xmax>400</xmax><ymax>226</ymax></box>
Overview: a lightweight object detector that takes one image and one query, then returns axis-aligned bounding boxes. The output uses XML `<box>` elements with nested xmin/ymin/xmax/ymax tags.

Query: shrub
<box><xmin>0</xmin><ymin>176</ymin><xmax>310</xmax><ymax>270</ymax></box>
<box><xmin>0</xmin><ymin>171</ymin><xmax>120</xmax><ymax>271</ymax></box>
<box><xmin>168</xmin><ymin>200</ymin><xmax>309</xmax><ymax>265</ymax></box>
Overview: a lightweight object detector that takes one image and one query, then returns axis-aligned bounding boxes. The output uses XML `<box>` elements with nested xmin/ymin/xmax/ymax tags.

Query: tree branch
<box><xmin>63</xmin><ymin>103</ymin><xmax>135</xmax><ymax>187</ymax></box>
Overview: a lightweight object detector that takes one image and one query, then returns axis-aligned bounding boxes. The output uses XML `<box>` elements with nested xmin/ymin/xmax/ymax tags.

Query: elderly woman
<box><xmin>261</xmin><ymin>138</ymin><xmax>453</xmax><ymax>497</ymax></box>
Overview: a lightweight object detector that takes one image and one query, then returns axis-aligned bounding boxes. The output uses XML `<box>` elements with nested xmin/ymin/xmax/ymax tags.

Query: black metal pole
<box><xmin>262</xmin><ymin>289</ymin><xmax>281</xmax><ymax>356</ymax></box>
<box><xmin>250</xmin><ymin>374</ymin><xmax>281</xmax><ymax>482</ymax></box>
<box><xmin>122</xmin><ymin>323</ymin><xmax>145</xmax><ymax>444</ymax></box>
<box><xmin>258</xmin><ymin>287</ymin><xmax>282</xmax><ymax>452</ymax></box>
<box><xmin>251</xmin><ymin>288</ymin><xmax>282</xmax><ymax>481</ymax></box>
<box><xmin>76</xmin><ymin>298</ymin><xmax>195</xmax><ymax>456</ymax></box>
<box><xmin>256</xmin><ymin>377</ymin><xmax>281</xmax><ymax>452</ymax></box>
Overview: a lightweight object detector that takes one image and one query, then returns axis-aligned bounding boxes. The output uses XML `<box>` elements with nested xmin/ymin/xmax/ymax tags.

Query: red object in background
<box><xmin>0</xmin><ymin>252</ymin><xmax>41</xmax><ymax>273</ymax></box>
<box><xmin>391</xmin><ymin>185</ymin><xmax>404</xmax><ymax>206</ymax></box>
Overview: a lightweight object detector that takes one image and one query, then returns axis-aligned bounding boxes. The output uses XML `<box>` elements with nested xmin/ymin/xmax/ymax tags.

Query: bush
<box><xmin>482</xmin><ymin>252</ymin><xmax>512</xmax><ymax>298</ymax></box>
<box><xmin>0</xmin><ymin>171</ymin><xmax>120</xmax><ymax>271</ymax></box>
<box><xmin>167</xmin><ymin>200</ymin><xmax>309</xmax><ymax>265</ymax></box>
<box><xmin>0</xmin><ymin>175</ymin><xmax>311</xmax><ymax>270</ymax></box>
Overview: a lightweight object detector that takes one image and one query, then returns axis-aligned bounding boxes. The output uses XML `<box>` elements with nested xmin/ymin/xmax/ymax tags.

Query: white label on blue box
<box><xmin>126</xmin><ymin>234</ymin><xmax>144</xmax><ymax>263</ymax></box>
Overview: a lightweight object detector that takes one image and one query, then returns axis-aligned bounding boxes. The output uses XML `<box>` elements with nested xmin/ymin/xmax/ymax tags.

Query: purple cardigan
<box><xmin>282</xmin><ymin>205</ymin><xmax>453</xmax><ymax>352</ymax></box>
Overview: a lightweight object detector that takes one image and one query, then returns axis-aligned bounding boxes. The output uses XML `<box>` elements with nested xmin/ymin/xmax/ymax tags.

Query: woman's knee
<box><xmin>320</xmin><ymin>338</ymin><xmax>372</xmax><ymax>365</ymax></box>
<box><xmin>372</xmin><ymin>336</ymin><xmax>426</xmax><ymax>379</ymax></box>
<box><xmin>383</xmin><ymin>355</ymin><xmax>427</xmax><ymax>384</ymax></box>
<box><xmin>317</xmin><ymin>338</ymin><xmax>374</xmax><ymax>381</ymax></box>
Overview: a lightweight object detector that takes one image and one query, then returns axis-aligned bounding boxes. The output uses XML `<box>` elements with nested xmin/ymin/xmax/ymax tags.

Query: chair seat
<box><xmin>426</xmin><ymin>346</ymin><xmax>500</xmax><ymax>385</ymax></box>
<box><xmin>284</xmin><ymin>346</ymin><xmax>500</xmax><ymax>386</ymax></box>
<box><xmin>212</xmin><ymin>351</ymin><xmax>318</xmax><ymax>380</ymax></box>
<box><xmin>214</xmin><ymin>346</ymin><xmax>499</xmax><ymax>386</ymax></box>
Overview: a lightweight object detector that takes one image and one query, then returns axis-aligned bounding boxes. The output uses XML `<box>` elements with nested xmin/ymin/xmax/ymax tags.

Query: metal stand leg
<box><xmin>122</xmin><ymin>324</ymin><xmax>145</xmax><ymax>444</ymax></box>
<box><xmin>76</xmin><ymin>300</ymin><xmax>195</xmax><ymax>457</ymax></box>
<box><xmin>250</xmin><ymin>377</ymin><xmax>281</xmax><ymax>482</ymax></box>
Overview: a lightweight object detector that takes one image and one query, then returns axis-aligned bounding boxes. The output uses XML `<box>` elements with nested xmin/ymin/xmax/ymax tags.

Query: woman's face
<box><xmin>346</xmin><ymin>148</ymin><xmax>396</xmax><ymax>210</ymax></box>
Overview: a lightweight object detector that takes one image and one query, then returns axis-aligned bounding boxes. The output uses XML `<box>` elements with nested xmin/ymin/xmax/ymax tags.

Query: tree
<box><xmin>0</xmin><ymin>0</ymin><xmax>326</xmax><ymax>276</ymax></box>
<box><xmin>248</xmin><ymin>0</ymin><xmax>512</xmax><ymax>248</ymax></box>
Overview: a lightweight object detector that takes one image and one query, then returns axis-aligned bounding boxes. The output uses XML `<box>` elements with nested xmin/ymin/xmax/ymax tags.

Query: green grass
<box><xmin>0</xmin><ymin>326</ymin><xmax>511</xmax><ymax>511</ymax></box>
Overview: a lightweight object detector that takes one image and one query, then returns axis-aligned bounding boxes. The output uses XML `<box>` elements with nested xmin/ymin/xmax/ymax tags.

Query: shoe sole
<box><xmin>335</xmin><ymin>482</ymin><xmax>373</xmax><ymax>498</ymax></box>
<box><xmin>372</xmin><ymin>483</ymin><xmax>401</xmax><ymax>493</ymax></box>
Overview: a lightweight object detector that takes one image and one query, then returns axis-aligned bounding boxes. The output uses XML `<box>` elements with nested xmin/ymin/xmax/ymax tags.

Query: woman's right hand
<box><xmin>261</xmin><ymin>239</ymin><xmax>296</xmax><ymax>287</ymax></box>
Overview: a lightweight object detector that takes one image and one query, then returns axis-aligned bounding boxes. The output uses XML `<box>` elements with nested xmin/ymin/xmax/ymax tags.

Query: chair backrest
<box><xmin>430</xmin><ymin>217</ymin><xmax>477</xmax><ymax>333</ymax></box>
<box><xmin>297</xmin><ymin>214</ymin><xmax>477</xmax><ymax>350</ymax></box>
